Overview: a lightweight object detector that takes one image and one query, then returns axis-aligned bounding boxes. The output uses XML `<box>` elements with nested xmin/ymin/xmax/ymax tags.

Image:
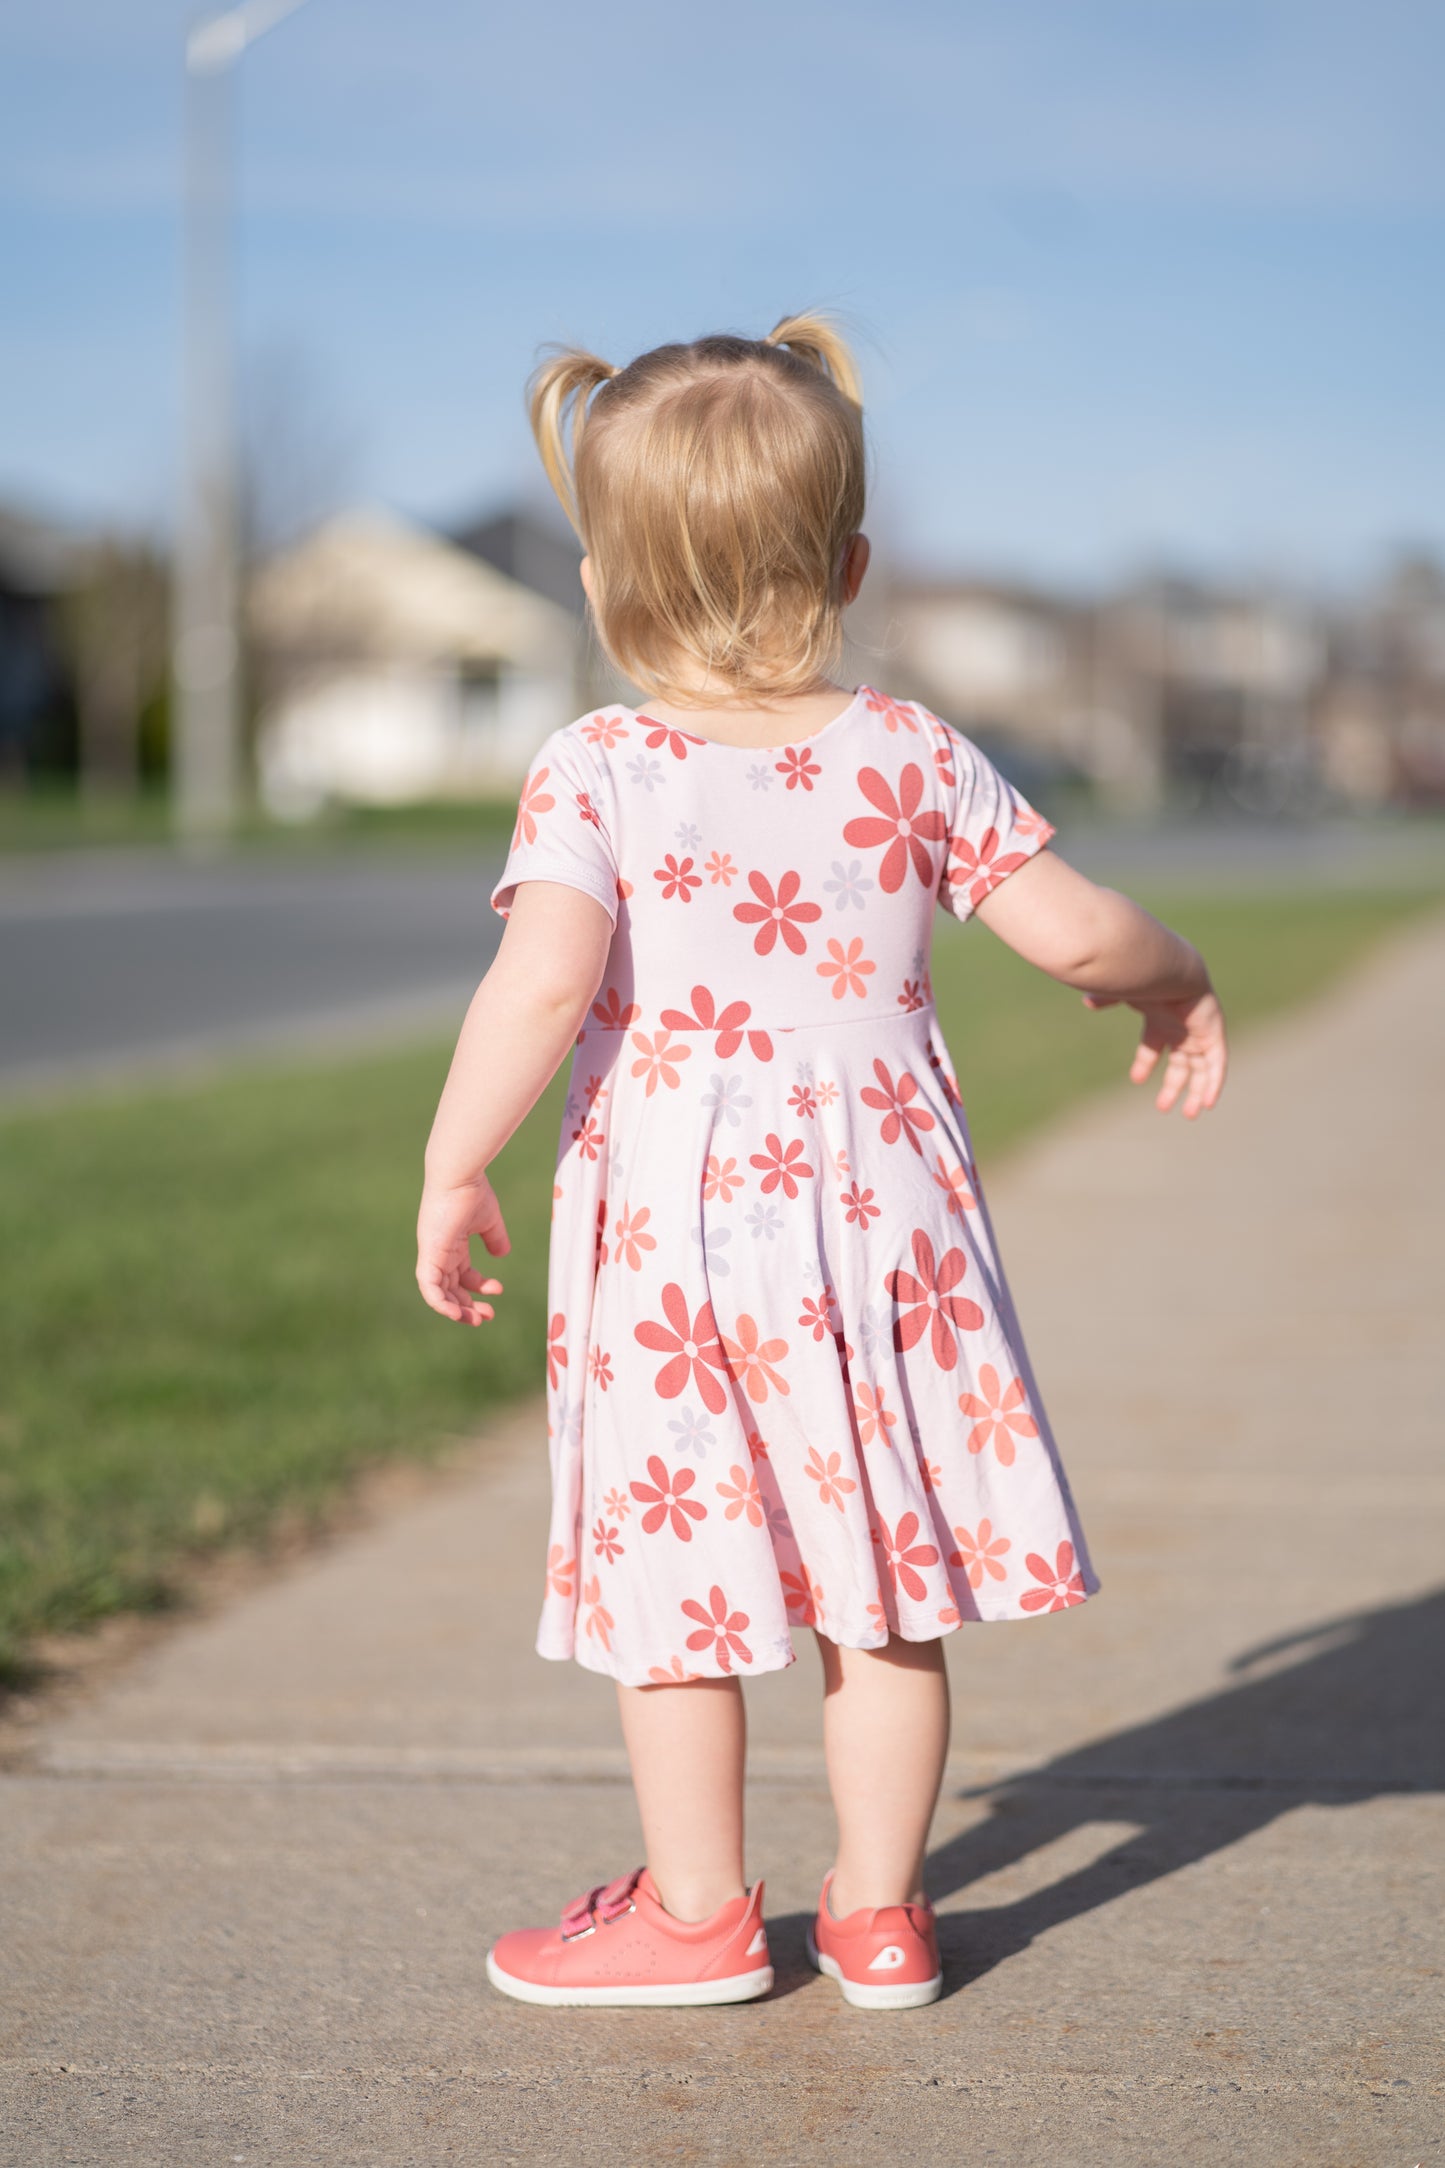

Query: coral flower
<box><xmin>1020</xmin><ymin>1542</ymin><xmax>1087</xmax><ymax>1611</ymax></box>
<box><xmin>732</xmin><ymin>868</ymin><xmax>822</xmax><ymax>956</ymax></box>
<box><xmin>681</xmin><ymin>1586</ymin><xmax>753</xmax><ymax>1671</ymax></box>
<box><xmin>959</xmin><ymin>1364</ymin><xmax>1039</xmax><ymax>1465</ymax></box>
<box><xmin>875</xmin><ymin>1512</ymin><xmax>940</xmax><ymax>1602</ymax></box>
<box><xmin>629</xmin><ymin>1455</ymin><xmax>709</xmax><ymax>1541</ymax></box>
<box><xmin>634</xmin><ymin>1282</ymin><xmax>730</xmax><ymax>1412</ymax></box>
<box><xmin>886</xmin><ymin>1229</ymin><xmax>984</xmax><ymax>1369</ymax></box>
<box><xmin>842</xmin><ymin>764</ymin><xmax>946</xmax><ymax>891</ymax></box>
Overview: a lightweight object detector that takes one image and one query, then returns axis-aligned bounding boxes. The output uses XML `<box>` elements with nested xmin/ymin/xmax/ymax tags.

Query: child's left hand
<box><xmin>416</xmin><ymin>1175</ymin><xmax>510</xmax><ymax>1325</ymax></box>
<box><xmin>1083</xmin><ymin>988</ymin><xmax>1228</xmax><ymax>1120</ymax></box>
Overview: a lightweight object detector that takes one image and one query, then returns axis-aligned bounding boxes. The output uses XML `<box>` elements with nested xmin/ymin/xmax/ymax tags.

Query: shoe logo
<box><xmin>868</xmin><ymin>1945</ymin><xmax>907</xmax><ymax>1971</ymax></box>
<box><xmin>746</xmin><ymin>1928</ymin><xmax>768</xmax><ymax>1957</ymax></box>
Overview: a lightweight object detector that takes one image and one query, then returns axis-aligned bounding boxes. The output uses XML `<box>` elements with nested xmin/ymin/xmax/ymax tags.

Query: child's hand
<box><xmin>1083</xmin><ymin>988</ymin><xmax>1228</xmax><ymax>1119</ymax></box>
<box><xmin>416</xmin><ymin>1175</ymin><xmax>510</xmax><ymax>1325</ymax></box>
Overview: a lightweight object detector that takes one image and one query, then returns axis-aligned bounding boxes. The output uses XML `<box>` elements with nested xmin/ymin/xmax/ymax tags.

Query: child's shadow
<box><xmin>767</xmin><ymin>1587</ymin><xmax>1445</xmax><ymax>1998</ymax></box>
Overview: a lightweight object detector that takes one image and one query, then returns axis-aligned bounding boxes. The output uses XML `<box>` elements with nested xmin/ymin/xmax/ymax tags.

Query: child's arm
<box><xmin>417</xmin><ymin>881</ymin><xmax>613</xmax><ymax>1325</ymax></box>
<box><xmin>973</xmin><ymin>849</ymin><xmax>1228</xmax><ymax>1120</ymax></box>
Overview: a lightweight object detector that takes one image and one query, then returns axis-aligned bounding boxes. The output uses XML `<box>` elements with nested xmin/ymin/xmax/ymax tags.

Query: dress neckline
<box><xmin>631</xmin><ymin>684</ymin><xmax>866</xmax><ymax>756</ymax></box>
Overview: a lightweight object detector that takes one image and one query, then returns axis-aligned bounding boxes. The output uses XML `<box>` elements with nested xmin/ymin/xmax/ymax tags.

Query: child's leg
<box><xmin>616</xmin><ymin>1677</ymin><xmax>748</xmax><ymax>1922</ymax></box>
<box><xmin>817</xmin><ymin>1635</ymin><xmax>950</xmax><ymax>1913</ymax></box>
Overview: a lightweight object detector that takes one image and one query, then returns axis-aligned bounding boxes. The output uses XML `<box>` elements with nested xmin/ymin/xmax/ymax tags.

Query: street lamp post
<box><xmin>173</xmin><ymin>0</ymin><xmax>310</xmax><ymax>845</ymax></box>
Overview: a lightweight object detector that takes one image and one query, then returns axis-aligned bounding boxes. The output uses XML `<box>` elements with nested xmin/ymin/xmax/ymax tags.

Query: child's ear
<box><xmin>579</xmin><ymin>554</ymin><xmax>594</xmax><ymax>604</ymax></box>
<box><xmin>841</xmin><ymin>533</ymin><xmax>870</xmax><ymax>604</ymax></box>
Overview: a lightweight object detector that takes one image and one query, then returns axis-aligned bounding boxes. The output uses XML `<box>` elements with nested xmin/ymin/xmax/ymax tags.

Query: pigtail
<box><xmin>765</xmin><ymin>313</ymin><xmax>863</xmax><ymax>410</ymax></box>
<box><xmin>527</xmin><ymin>348</ymin><xmax>618</xmax><ymax>536</ymax></box>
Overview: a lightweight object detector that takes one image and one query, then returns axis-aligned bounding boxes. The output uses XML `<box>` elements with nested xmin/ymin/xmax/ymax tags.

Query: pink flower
<box><xmin>932</xmin><ymin>1153</ymin><xmax>978</xmax><ymax>1217</ymax></box>
<box><xmin>945</xmin><ymin>825</ymin><xmax>1032</xmax><ymax>910</ymax></box>
<box><xmin>716</xmin><ymin>1464</ymin><xmax>764</xmax><ymax>1526</ymax></box>
<box><xmin>842</xmin><ymin>764</ymin><xmax>946</xmax><ymax>891</ymax></box>
<box><xmin>602</xmin><ymin>1487</ymin><xmax>631</xmax><ymax>1522</ymax></box>
<box><xmin>959</xmin><ymin>1364</ymin><xmax>1039</xmax><ymax>1465</ymax></box>
<box><xmin>630</xmin><ymin>1454</ymin><xmax>709</xmax><ymax>1541</ymax></box>
<box><xmin>612</xmin><ymin>1201</ymin><xmax>657</xmax><ymax>1271</ymax></box>
<box><xmin>592</xmin><ymin>1517</ymin><xmax>624</xmax><ymax>1563</ymax></box>
<box><xmin>860</xmin><ymin>1058</ymin><xmax>936</xmax><ymax>1154</ymax></box>
<box><xmin>571</xmin><ymin>1115</ymin><xmax>603</xmax><ymax>1161</ymax></box>
<box><xmin>852</xmin><ymin>1380</ymin><xmax>897</xmax><ymax>1445</ymax></box>
<box><xmin>886</xmin><ymin>1229</ymin><xmax>984</xmax><ymax>1370</ymax></box>
<box><xmin>641</xmin><ymin>718</ymin><xmax>707</xmax><ymax>759</ymax></box>
<box><xmin>862</xmin><ymin>687</ymin><xmax>920</xmax><ymax>734</ymax></box>
<box><xmin>588</xmin><ymin>1346</ymin><xmax>613</xmax><ymax>1390</ymax></box>
<box><xmin>659</xmin><ymin>985</ymin><xmax>772</xmax><ymax>1061</ymax></box>
<box><xmin>582</xmin><ymin>1576</ymin><xmax>614</xmax><ymax>1650</ymax></box>
<box><xmin>581</xmin><ymin>711</ymin><xmax>629</xmax><ymax>747</ymax></box>
<box><xmin>777</xmin><ymin>744</ymin><xmax>823</xmax><ymax>790</ymax></box>
<box><xmin>511</xmin><ymin>767</ymin><xmax>555</xmax><ymax>848</ymax></box>
<box><xmin>647</xmin><ymin>1655</ymin><xmax>699</xmax><ymax>1684</ymax></box>
<box><xmin>703</xmin><ymin>1154</ymin><xmax>744</xmax><ymax>1202</ymax></box>
<box><xmin>749</xmin><ymin>1132</ymin><xmax>814</xmax><ymax>1200</ymax></box>
<box><xmin>654</xmin><ymin>852</ymin><xmax>702</xmax><ymax>902</ymax></box>
<box><xmin>788</xmin><ymin>1084</ymin><xmax>818</xmax><ymax>1119</ymax></box>
<box><xmin>546</xmin><ymin>1312</ymin><xmax>568</xmax><ymax>1391</ymax></box>
<box><xmin>733</xmin><ymin>868</ymin><xmax>822</xmax><ymax>957</ymax></box>
<box><xmin>897</xmin><ymin>976</ymin><xmax>927</xmax><ymax>1013</ymax></box>
<box><xmin>681</xmin><ymin>1586</ymin><xmax>753</xmax><ymax>1672</ymax></box>
<box><xmin>544</xmin><ymin>1544</ymin><xmax>575</xmax><ymax>1598</ymax></box>
<box><xmin>706</xmin><ymin>850</ymin><xmax>737</xmax><ymax>885</ymax></box>
<box><xmin>805</xmin><ymin>1445</ymin><xmax>857</xmax><ymax>1511</ymax></box>
<box><xmin>781</xmin><ymin>1563</ymin><xmax>825</xmax><ymax>1627</ymax></box>
<box><xmin>591</xmin><ymin>985</ymin><xmax>640</xmax><ymax>1033</ymax></box>
<box><xmin>842</xmin><ymin>1182</ymin><xmax>881</xmax><ymax>1227</ymax></box>
<box><xmin>576</xmin><ymin>790</ymin><xmax>602</xmax><ymax>830</ymax></box>
<box><xmin>1020</xmin><ymin>1541</ymin><xmax>1087</xmax><ymax>1612</ymax></box>
<box><xmin>950</xmin><ymin>1518</ymin><xmax>1011</xmax><ymax>1588</ymax></box>
<box><xmin>720</xmin><ymin>1313</ymin><xmax>790</xmax><ymax>1403</ymax></box>
<box><xmin>875</xmin><ymin>1511</ymin><xmax>940</xmax><ymax>1603</ymax></box>
<box><xmin>629</xmin><ymin>1029</ymin><xmax>690</xmax><ymax>1095</ymax></box>
<box><xmin>634</xmin><ymin>1284</ymin><xmax>730</xmax><ymax>1412</ymax></box>
<box><xmin>817</xmin><ymin>935</ymin><xmax>876</xmax><ymax>1001</ymax></box>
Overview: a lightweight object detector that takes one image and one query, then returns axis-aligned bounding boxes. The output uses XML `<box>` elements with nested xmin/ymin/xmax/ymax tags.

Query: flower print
<box><xmin>920</xmin><ymin>1459</ymin><xmax>943</xmax><ymax>1491</ymax></box>
<box><xmin>690</xmin><ymin>1221</ymin><xmax>732</xmax><ymax>1278</ymax></box>
<box><xmin>591</xmin><ymin>986</ymin><xmax>640</xmax><ymax>1033</ymax></box>
<box><xmin>862</xmin><ymin>686</ymin><xmax>920</xmax><ymax>734</ymax></box>
<box><xmin>781</xmin><ymin>1563</ymin><xmax>825</xmax><ymax>1627</ymax></box>
<box><xmin>959</xmin><ymin>1364</ymin><xmax>1039</xmax><ymax>1464</ymax></box>
<box><xmin>661</xmin><ymin>986</ymin><xmax>772</xmax><ymax>1061</ymax></box>
<box><xmin>617</xmin><ymin>877</ymin><xmax>634</xmax><ymax>902</ymax></box>
<box><xmin>945</xmin><ymin>826</ymin><xmax>1032</xmax><ymax>910</ymax></box>
<box><xmin>588</xmin><ymin>1346</ymin><xmax>614</xmax><ymax>1390</ymax></box>
<box><xmin>701</xmin><ymin>1073</ymin><xmax>752</xmax><ymax>1127</ymax></box>
<box><xmin>834</xmin><ymin>1144</ymin><xmax>851</xmax><ymax>1180</ymax></box>
<box><xmin>817</xmin><ymin>936</ymin><xmax>876</xmax><ymax>1001</ymax></box>
<box><xmin>749</xmin><ymin>1132</ymin><xmax>815</xmax><ymax>1200</ymax></box>
<box><xmin>886</xmin><ymin>1229</ymin><xmax>984</xmax><ymax>1369</ymax></box>
<box><xmin>582</xmin><ymin>1072</ymin><xmax>607</xmax><ymax>1108</ymax></box>
<box><xmin>777</xmin><ymin>744</ymin><xmax>822</xmax><ymax>791</ymax></box>
<box><xmin>592</xmin><ymin>1517</ymin><xmax>624</xmax><ymax>1563</ymax></box>
<box><xmin>704</xmin><ymin>1154</ymin><xmax>744</xmax><ymax>1203</ymax></box>
<box><xmin>546</xmin><ymin>1312</ymin><xmax>568</xmax><ymax>1391</ymax></box>
<box><xmin>950</xmin><ymin>1518</ymin><xmax>1011</xmax><ymax>1588</ymax></box>
<box><xmin>512</xmin><ymin>767</ymin><xmax>555</xmax><ymax>847</ymax></box>
<box><xmin>732</xmin><ymin>868</ymin><xmax>822</xmax><ymax>957</ymax></box>
<box><xmin>843</xmin><ymin>764</ymin><xmax>947</xmax><ymax>891</ymax></box>
<box><xmin>1014</xmin><ymin>802</ymin><xmax>1054</xmax><ymax>840</ymax></box>
<box><xmin>603</xmin><ymin>1487</ymin><xmax>631</xmax><ymax>1522</ymax></box>
<box><xmin>788</xmin><ymin>1083</ymin><xmax>818</xmax><ymax>1119</ymax></box>
<box><xmin>866</xmin><ymin>1598</ymin><xmax>888</xmax><ymax>1636</ymax></box>
<box><xmin>581</xmin><ymin>710</ymin><xmax>629</xmax><ymax>747</ymax></box>
<box><xmin>675</xmin><ymin>820</ymin><xmax>702</xmax><ymax>851</ymax></box>
<box><xmin>634</xmin><ymin>1283</ymin><xmax>731</xmax><ymax>1413</ymax></box>
<box><xmin>545</xmin><ymin>1544</ymin><xmax>575</xmax><ymax>1598</ymax></box>
<box><xmin>764</xmin><ymin>1494</ymin><xmax>794</xmax><ymax>1545</ymax></box>
<box><xmin>814</xmin><ymin>1078</ymin><xmax>839</xmax><ymax>1107</ymax></box>
<box><xmin>746</xmin><ymin>763</ymin><xmax>774</xmax><ymax>791</ymax></box>
<box><xmin>1020</xmin><ymin>1541</ymin><xmax>1087</xmax><ymax>1611</ymax></box>
<box><xmin>641</xmin><ymin>718</ymin><xmax>705</xmax><ymax>760</ymax></box>
<box><xmin>571</xmin><ymin>1115</ymin><xmax>603</xmax><ymax>1161</ymax></box>
<box><xmin>842</xmin><ymin>1182</ymin><xmax>881</xmax><ymax>1229</ymax></box>
<box><xmin>932</xmin><ymin>1154</ymin><xmax>978</xmax><ymax>1216</ymax></box>
<box><xmin>852</xmin><ymin>1380</ymin><xmax>897</xmax><ymax>1445</ymax></box>
<box><xmin>706</xmin><ymin>850</ymin><xmax>737</xmax><ymax>886</ymax></box>
<box><xmin>721</xmin><ymin>1313</ymin><xmax>790</xmax><ymax>1402</ymax></box>
<box><xmin>823</xmin><ymin>858</ymin><xmax>875</xmax><ymax>911</ymax></box>
<box><xmin>857</xmin><ymin>1300</ymin><xmax>888</xmax><ymax>1362</ymax></box>
<box><xmin>805</xmin><ymin>1446</ymin><xmax>857</xmax><ymax>1511</ymax></box>
<box><xmin>576</xmin><ymin>790</ymin><xmax>602</xmax><ymax>830</ymax></box>
<box><xmin>648</xmin><ymin>1656</ymin><xmax>700</xmax><ymax>1684</ymax></box>
<box><xmin>630</xmin><ymin>1029</ymin><xmax>690</xmax><ymax>1095</ymax></box>
<box><xmin>582</xmin><ymin>1576</ymin><xmax>615</xmax><ymax>1651</ymax></box>
<box><xmin>716</xmin><ymin>1464</ymin><xmax>764</xmax><ymax>1527</ymax></box>
<box><xmin>933</xmin><ymin>740</ymin><xmax>956</xmax><ymax>788</ymax></box>
<box><xmin>875</xmin><ymin>1511</ymin><xmax>940</xmax><ymax>1602</ymax></box>
<box><xmin>798</xmin><ymin>1292</ymin><xmax>836</xmax><ymax>1342</ymax></box>
<box><xmin>626</xmin><ymin>753</ymin><xmax>664</xmax><ymax>791</ymax></box>
<box><xmin>681</xmin><ymin>1586</ymin><xmax>753</xmax><ymax>1671</ymax></box>
<box><xmin>898</xmin><ymin>977</ymin><xmax>927</xmax><ymax>1013</ymax></box>
<box><xmin>861</xmin><ymin>1057</ymin><xmax>936</xmax><ymax>1155</ymax></box>
<box><xmin>666</xmin><ymin>1405</ymin><xmax>716</xmax><ymax>1459</ymax></box>
<box><xmin>613</xmin><ymin>1200</ymin><xmax>657</xmax><ymax>1270</ymax></box>
<box><xmin>630</xmin><ymin>1454</ymin><xmax>709</xmax><ymax>1540</ymax></box>
<box><xmin>926</xmin><ymin>1042</ymin><xmax>964</xmax><ymax>1109</ymax></box>
<box><xmin>655</xmin><ymin>852</ymin><xmax>702</xmax><ymax>902</ymax></box>
<box><xmin>744</xmin><ymin>1202</ymin><xmax>782</xmax><ymax>1241</ymax></box>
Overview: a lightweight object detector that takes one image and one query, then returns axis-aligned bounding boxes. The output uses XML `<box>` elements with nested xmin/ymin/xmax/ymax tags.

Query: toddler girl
<box><xmin>417</xmin><ymin>317</ymin><xmax>1227</xmax><ymax>2009</ymax></box>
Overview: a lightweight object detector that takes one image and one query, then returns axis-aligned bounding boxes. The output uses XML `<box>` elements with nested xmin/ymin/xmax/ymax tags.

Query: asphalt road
<box><xmin>0</xmin><ymin>849</ymin><xmax>505</xmax><ymax>1092</ymax></box>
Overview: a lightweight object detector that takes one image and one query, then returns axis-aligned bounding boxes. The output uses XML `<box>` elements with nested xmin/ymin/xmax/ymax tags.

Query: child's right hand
<box><xmin>416</xmin><ymin>1176</ymin><xmax>510</xmax><ymax>1326</ymax></box>
<box><xmin>1083</xmin><ymin>987</ymin><xmax>1228</xmax><ymax>1120</ymax></box>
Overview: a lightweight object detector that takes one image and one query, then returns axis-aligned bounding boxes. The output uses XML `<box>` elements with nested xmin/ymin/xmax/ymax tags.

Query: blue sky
<box><xmin>2</xmin><ymin>0</ymin><xmax>1442</xmax><ymax>584</ymax></box>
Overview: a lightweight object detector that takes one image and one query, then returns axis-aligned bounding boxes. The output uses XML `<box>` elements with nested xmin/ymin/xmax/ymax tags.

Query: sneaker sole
<box><xmin>485</xmin><ymin>1952</ymin><xmax>774</xmax><ymax>2008</ymax></box>
<box><xmin>806</xmin><ymin>1929</ymin><xmax>942</xmax><ymax>2010</ymax></box>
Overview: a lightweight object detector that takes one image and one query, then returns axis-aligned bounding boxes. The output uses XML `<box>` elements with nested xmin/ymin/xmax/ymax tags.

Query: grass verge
<box><xmin>0</xmin><ymin>883</ymin><xmax>1438</xmax><ymax>1679</ymax></box>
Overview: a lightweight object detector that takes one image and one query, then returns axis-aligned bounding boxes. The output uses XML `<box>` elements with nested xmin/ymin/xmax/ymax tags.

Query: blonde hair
<box><xmin>527</xmin><ymin>314</ymin><xmax>866</xmax><ymax>704</ymax></box>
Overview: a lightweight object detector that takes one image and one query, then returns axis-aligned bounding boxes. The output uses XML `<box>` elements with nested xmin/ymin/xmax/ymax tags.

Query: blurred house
<box><xmin>0</xmin><ymin>505</ymin><xmax>78</xmax><ymax>781</ymax></box>
<box><xmin>250</xmin><ymin>507</ymin><xmax>589</xmax><ymax>814</ymax></box>
<box><xmin>1315</xmin><ymin>557</ymin><xmax>1445</xmax><ymax>807</ymax></box>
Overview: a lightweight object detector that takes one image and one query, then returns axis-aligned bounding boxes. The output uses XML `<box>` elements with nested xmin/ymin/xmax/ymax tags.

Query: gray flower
<box><xmin>667</xmin><ymin>1405</ymin><xmax>716</xmax><ymax>1459</ymax></box>
<box><xmin>823</xmin><ymin>858</ymin><xmax>874</xmax><ymax>911</ymax></box>
<box><xmin>690</xmin><ymin>1222</ymin><xmax>733</xmax><ymax>1277</ymax></box>
<box><xmin>746</xmin><ymin>763</ymin><xmax>775</xmax><ymax>791</ymax></box>
<box><xmin>745</xmin><ymin>1202</ymin><xmax>782</xmax><ymax>1241</ymax></box>
<box><xmin>858</xmin><ymin>1300</ymin><xmax>889</xmax><ymax>1363</ymax></box>
<box><xmin>674</xmin><ymin>820</ymin><xmax>702</xmax><ymax>852</ymax></box>
<box><xmin>627</xmin><ymin>754</ymin><xmax>664</xmax><ymax>791</ymax></box>
<box><xmin>702</xmin><ymin>1073</ymin><xmax>752</xmax><ymax>1127</ymax></box>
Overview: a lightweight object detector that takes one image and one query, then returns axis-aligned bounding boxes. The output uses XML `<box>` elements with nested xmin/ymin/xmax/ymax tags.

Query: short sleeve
<box><xmin>490</xmin><ymin>727</ymin><xmax>620</xmax><ymax>926</ymax></box>
<box><xmin>934</xmin><ymin>721</ymin><xmax>1055</xmax><ymax>923</ymax></box>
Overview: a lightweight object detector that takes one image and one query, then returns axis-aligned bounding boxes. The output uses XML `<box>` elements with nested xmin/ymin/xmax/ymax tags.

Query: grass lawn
<box><xmin>0</xmin><ymin>883</ymin><xmax>1438</xmax><ymax>1680</ymax></box>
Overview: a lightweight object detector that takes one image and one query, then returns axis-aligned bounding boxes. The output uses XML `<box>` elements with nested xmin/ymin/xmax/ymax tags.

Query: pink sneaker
<box><xmin>807</xmin><ymin>1871</ymin><xmax>943</xmax><ymax>2008</ymax></box>
<box><xmin>486</xmin><ymin>1868</ymin><xmax>773</xmax><ymax>2007</ymax></box>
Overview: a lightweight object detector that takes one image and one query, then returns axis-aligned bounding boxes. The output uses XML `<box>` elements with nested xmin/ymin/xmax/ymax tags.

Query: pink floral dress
<box><xmin>491</xmin><ymin>685</ymin><xmax>1097</xmax><ymax>1685</ymax></box>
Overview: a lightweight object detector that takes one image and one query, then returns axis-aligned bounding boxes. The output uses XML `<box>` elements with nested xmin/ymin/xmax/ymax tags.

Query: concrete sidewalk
<box><xmin>3</xmin><ymin>914</ymin><xmax>1443</xmax><ymax>2166</ymax></box>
